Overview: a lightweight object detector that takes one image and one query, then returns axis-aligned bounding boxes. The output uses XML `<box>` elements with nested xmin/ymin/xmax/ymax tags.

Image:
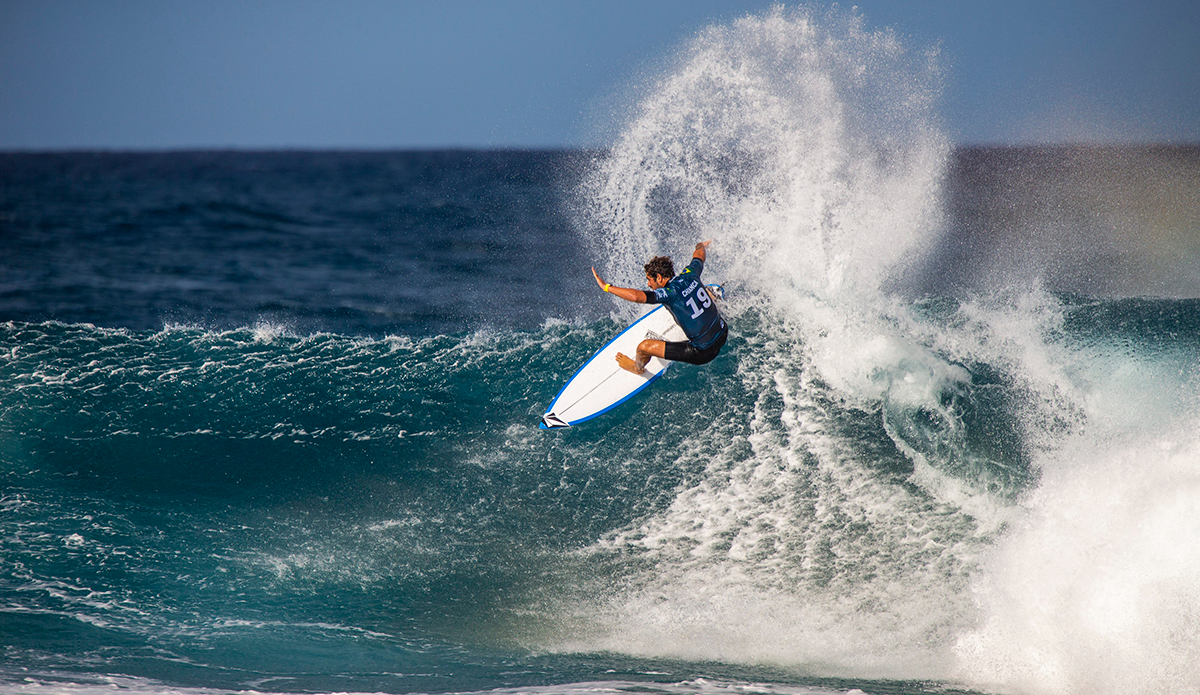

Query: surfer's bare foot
<box><xmin>615</xmin><ymin>352</ymin><xmax>644</xmax><ymax>375</ymax></box>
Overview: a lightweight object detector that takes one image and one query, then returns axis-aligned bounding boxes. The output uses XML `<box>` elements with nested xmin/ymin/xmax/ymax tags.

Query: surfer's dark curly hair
<box><xmin>644</xmin><ymin>256</ymin><xmax>674</xmax><ymax>280</ymax></box>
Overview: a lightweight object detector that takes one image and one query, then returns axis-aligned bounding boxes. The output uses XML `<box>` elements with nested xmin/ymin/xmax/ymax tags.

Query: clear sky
<box><xmin>2</xmin><ymin>0</ymin><xmax>1198</xmax><ymax>149</ymax></box>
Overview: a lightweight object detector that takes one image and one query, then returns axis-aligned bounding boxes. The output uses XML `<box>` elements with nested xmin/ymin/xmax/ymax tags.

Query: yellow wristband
<box><xmin>604</xmin><ymin>283</ymin><xmax>611</xmax><ymax>293</ymax></box>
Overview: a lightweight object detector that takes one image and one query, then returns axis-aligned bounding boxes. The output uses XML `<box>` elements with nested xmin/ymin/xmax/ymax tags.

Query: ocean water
<box><xmin>4</xmin><ymin>8</ymin><xmax>1200</xmax><ymax>695</ymax></box>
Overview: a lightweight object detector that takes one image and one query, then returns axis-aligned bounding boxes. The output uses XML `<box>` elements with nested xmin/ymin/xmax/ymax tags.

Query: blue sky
<box><xmin>2</xmin><ymin>0</ymin><xmax>1198</xmax><ymax>149</ymax></box>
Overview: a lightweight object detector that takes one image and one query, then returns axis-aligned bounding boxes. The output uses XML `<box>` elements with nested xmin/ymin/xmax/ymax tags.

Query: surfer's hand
<box><xmin>592</xmin><ymin>267</ymin><xmax>608</xmax><ymax>290</ymax></box>
<box><xmin>696</xmin><ymin>239</ymin><xmax>713</xmax><ymax>250</ymax></box>
<box><xmin>693</xmin><ymin>239</ymin><xmax>712</xmax><ymax>261</ymax></box>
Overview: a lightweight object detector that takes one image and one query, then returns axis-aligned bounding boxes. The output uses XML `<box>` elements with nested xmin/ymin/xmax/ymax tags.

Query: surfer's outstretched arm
<box><xmin>693</xmin><ymin>239</ymin><xmax>712</xmax><ymax>262</ymax></box>
<box><xmin>591</xmin><ymin>267</ymin><xmax>649</xmax><ymax>303</ymax></box>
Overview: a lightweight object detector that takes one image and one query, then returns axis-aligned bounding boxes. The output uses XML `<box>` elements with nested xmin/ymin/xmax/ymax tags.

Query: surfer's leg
<box><xmin>635</xmin><ymin>339</ymin><xmax>667</xmax><ymax>372</ymax></box>
<box><xmin>616</xmin><ymin>339</ymin><xmax>666</xmax><ymax>375</ymax></box>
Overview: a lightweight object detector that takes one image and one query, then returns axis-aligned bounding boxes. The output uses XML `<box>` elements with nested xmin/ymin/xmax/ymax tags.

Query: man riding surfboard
<box><xmin>591</xmin><ymin>240</ymin><xmax>728</xmax><ymax>375</ymax></box>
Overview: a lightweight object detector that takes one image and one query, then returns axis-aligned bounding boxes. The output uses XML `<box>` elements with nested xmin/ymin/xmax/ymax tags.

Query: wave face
<box><xmin>4</xmin><ymin>7</ymin><xmax>1200</xmax><ymax>695</ymax></box>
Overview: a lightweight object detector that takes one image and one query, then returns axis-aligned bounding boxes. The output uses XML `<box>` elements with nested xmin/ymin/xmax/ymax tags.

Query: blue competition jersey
<box><xmin>648</xmin><ymin>258</ymin><xmax>726</xmax><ymax>349</ymax></box>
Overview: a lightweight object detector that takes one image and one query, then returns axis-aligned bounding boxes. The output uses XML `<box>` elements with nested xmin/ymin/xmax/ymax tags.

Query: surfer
<box><xmin>591</xmin><ymin>240</ymin><xmax>728</xmax><ymax>375</ymax></box>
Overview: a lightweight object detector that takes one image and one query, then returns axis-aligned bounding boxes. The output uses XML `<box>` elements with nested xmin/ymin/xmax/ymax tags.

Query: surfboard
<box><xmin>540</xmin><ymin>284</ymin><xmax>723</xmax><ymax>429</ymax></box>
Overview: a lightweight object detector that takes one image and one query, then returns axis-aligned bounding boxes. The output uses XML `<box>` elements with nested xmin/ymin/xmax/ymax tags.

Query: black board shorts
<box><xmin>663</xmin><ymin>324</ymin><xmax>728</xmax><ymax>365</ymax></box>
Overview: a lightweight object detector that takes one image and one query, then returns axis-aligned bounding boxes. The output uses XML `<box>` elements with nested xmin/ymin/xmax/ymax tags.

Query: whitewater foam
<box><xmin>957</xmin><ymin>429</ymin><xmax>1200</xmax><ymax>693</ymax></box>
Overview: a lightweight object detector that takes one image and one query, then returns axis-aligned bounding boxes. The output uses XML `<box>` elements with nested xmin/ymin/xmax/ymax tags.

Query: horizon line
<box><xmin>4</xmin><ymin>141</ymin><xmax>1200</xmax><ymax>155</ymax></box>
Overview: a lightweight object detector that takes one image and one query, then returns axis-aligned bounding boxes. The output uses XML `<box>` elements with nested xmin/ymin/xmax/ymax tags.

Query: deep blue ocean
<box><xmin>4</xmin><ymin>9</ymin><xmax>1200</xmax><ymax>695</ymax></box>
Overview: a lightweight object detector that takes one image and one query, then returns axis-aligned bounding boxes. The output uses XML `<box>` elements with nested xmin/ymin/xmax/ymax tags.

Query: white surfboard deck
<box><xmin>540</xmin><ymin>284</ymin><xmax>723</xmax><ymax>429</ymax></box>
